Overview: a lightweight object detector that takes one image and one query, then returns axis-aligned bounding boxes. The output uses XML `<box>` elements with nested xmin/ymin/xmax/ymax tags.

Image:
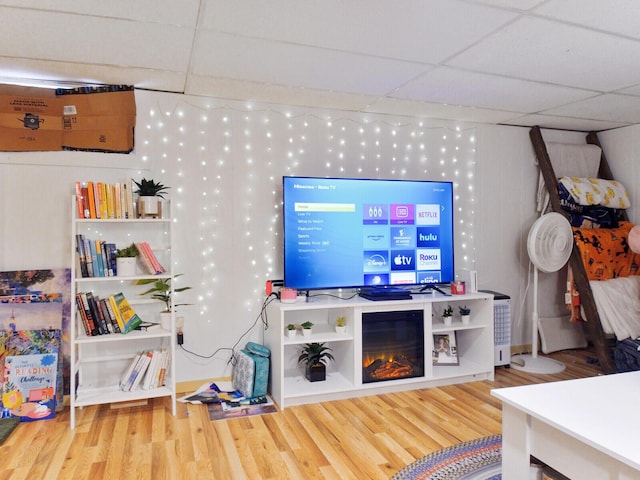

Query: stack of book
<box><xmin>75</xmin><ymin>179</ymin><xmax>136</xmax><ymax>219</ymax></box>
<box><xmin>75</xmin><ymin>234</ymin><xmax>118</xmax><ymax>277</ymax></box>
<box><xmin>75</xmin><ymin>236</ymin><xmax>166</xmax><ymax>278</ymax></box>
<box><xmin>75</xmin><ymin>291</ymin><xmax>142</xmax><ymax>336</ymax></box>
<box><xmin>120</xmin><ymin>349</ymin><xmax>170</xmax><ymax>391</ymax></box>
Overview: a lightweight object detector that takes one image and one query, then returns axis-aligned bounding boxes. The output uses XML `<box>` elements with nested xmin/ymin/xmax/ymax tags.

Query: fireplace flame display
<box><xmin>361</xmin><ymin>309</ymin><xmax>425</xmax><ymax>384</ymax></box>
<box><xmin>363</xmin><ymin>354</ymin><xmax>421</xmax><ymax>382</ymax></box>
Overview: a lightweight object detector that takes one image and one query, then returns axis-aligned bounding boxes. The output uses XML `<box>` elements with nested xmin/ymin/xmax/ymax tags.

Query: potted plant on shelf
<box><xmin>301</xmin><ymin>321</ymin><xmax>313</xmax><ymax>337</ymax></box>
<box><xmin>136</xmin><ymin>274</ymin><xmax>192</xmax><ymax>329</ymax></box>
<box><xmin>134</xmin><ymin>178</ymin><xmax>170</xmax><ymax>218</ymax></box>
<box><xmin>335</xmin><ymin>316</ymin><xmax>346</xmax><ymax>334</ymax></box>
<box><xmin>298</xmin><ymin>342</ymin><xmax>335</xmax><ymax>382</ymax></box>
<box><xmin>442</xmin><ymin>306</ymin><xmax>453</xmax><ymax>326</ymax></box>
<box><xmin>115</xmin><ymin>243</ymin><xmax>139</xmax><ymax>277</ymax></box>
<box><xmin>459</xmin><ymin>305</ymin><xmax>471</xmax><ymax>325</ymax></box>
<box><xmin>286</xmin><ymin>323</ymin><xmax>297</xmax><ymax>339</ymax></box>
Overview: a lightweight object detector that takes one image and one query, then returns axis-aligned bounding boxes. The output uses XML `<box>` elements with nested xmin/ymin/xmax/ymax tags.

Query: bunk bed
<box><xmin>530</xmin><ymin>126</ymin><xmax>630</xmax><ymax>373</ymax></box>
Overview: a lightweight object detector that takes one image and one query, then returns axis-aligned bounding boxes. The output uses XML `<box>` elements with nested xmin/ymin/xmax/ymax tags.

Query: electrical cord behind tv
<box><xmin>178</xmin><ymin>293</ymin><xmax>279</xmax><ymax>367</ymax></box>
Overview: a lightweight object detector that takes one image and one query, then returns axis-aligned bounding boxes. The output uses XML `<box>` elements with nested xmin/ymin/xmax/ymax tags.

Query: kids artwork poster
<box><xmin>0</xmin><ymin>269</ymin><xmax>71</xmax><ymax>398</ymax></box>
<box><xmin>2</xmin><ymin>353</ymin><xmax>58</xmax><ymax>421</ymax></box>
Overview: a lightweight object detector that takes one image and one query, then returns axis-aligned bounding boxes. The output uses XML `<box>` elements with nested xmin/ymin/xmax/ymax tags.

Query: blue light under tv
<box><xmin>359</xmin><ymin>287</ymin><xmax>412</xmax><ymax>301</ymax></box>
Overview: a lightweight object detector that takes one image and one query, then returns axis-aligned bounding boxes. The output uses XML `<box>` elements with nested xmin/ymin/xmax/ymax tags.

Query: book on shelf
<box><xmin>86</xmin><ymin>291</ymin><xmax>109</xmax><ymax>335</ymax></box>
<box><xmin>142</xmin><ymin>348</ymin><xmax>169</xmax><ymax>390</ymax></box>
<box><xmin>76</xmin><ymin>292</ymin><xmax>99</xmax><ymax>336</ymax></box>
<box><xmin>135</xmin><ymin>322</ymin><xmax>163</xmax><ymax>332</ymax></box>
<box><xmin>134</xmin><ymin>241</ymin><xmax>166</xmax><ymax>274</ymax></box>
<box><xmin>107</xmin><ymin>295</ymin><xmax>125</xmax><ymax>332</ymax></box>
<box><xmin>120</xmin><ymin>352</ymin><xmax>142</xmax><ymax>391</ymax></box>
<box><xmin>111</xmin><ymin>292</ymin><xmax>143</xmax><ymax>333</ymax></box>
<box><xmin>120</xmin><ymin>350</ymin><xmax>154</xmax><ymax>392</ymax></box>
<box><xmin>129</xmin><ymin>351</ymin><xmax>152</xmax><ymax>391</ymax></box>
<box><xmin>75</xmin><ymin>291</ymin><xmax>142</xmax><ymax>335</ymax></box>
<box><xmin>74</xmin><ymin>180</ymin><xmax>138</xmax><ymax>220</ymax></box>
<box><xmin>75</xmin><ymin>234</ymin><xmax>89</xmax><ymax>277</ymax></box>
<box><xmin>103</xmin><ymin>297</ymin><xmax>121</xmax><ymax>333</ymax></box>
<box><xmin>87</xmin><ymin>181</ymin><xmax>97</xmax><ymax>219</ymax></box>
<box><xmin>93</xmin><ymin>241</ymin><xmax>104</xmax><ymax>277</ymax></box>
<box><xmin>74</xmin><ymin>236</ymin><xmax>118</xmax><ymax>278</ymax></box>
<box><xmin>75</xmin><ymin>293</ymin><xmax>94</xmax><ymax>336</ymax></box>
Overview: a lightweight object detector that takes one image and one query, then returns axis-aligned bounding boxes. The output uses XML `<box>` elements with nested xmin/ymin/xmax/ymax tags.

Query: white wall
<box><xmin>0</xmin><ymin>88</ymin><xmax>612</xmax><ymax>383</ymax></box>
<box><xmin>475</xmin><ymin>125</ymin><xmax>589</xmax><ymax>346</ymax></box>
<box><xmin>599</xmin><ymin>125</ymin><xmax>640</xmax><ymax>224</ymax></box>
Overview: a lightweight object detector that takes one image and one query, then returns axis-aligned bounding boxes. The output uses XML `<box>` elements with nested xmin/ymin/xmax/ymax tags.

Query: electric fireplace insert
<box><xmin>362</xmin><ymin>309</ymin><xmax>425</xmax><ymax>383</ymax></box>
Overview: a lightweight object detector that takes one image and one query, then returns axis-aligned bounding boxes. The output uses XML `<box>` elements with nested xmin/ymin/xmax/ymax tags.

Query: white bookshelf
<box><xmin>69</xmin><ymin>195</ymin><xmax>176</xmax><ymax>429</ymax></box>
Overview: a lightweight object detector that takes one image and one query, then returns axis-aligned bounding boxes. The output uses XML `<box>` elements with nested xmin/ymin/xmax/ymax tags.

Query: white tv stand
<box><xmin>264</xmin><ymin>292</ymin><xmax>494</xmax><ymax>409</ymax></box>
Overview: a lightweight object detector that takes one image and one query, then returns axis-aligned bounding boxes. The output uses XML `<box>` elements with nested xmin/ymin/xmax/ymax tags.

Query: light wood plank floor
<box><xmin>1</xmin><ymin>349</ymin><xmax>602</xmax><ymax>480</ymax></box>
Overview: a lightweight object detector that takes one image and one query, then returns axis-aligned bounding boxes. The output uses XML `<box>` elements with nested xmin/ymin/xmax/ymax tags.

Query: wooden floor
<box><xmin>1</xmin><ymin>349</ymin><xmax>603</xmax><ymax>480</ymax></box>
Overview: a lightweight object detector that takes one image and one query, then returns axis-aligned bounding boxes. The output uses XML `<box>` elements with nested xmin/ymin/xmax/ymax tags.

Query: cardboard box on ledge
<box><xmin>0</xmin><ymin>84</ymin><xmax>136</xmax><ymax>153</ymax></box>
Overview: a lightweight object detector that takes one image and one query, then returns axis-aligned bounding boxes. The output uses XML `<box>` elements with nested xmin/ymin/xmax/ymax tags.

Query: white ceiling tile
<box><xmin>186</xmin><ymin>75</ymin><xmax>376</xmax><ymax>112</ymax></box>
<box><xmin>0</xmin><ymin>1</ymin><xmax>199</xmax><ymax>25</ymax></box>
<box><xmin>541</xmin><ymin>94</ymin><xmax>640</xmax><ymax>124</ymax></box>
<box><xmin>616</xmin><ymin>84</ymin><xmax>640</xmax><ymax>96</ymax></box>
<box><xmin>200</xmin><ymin>0</ymin><xmax>518</xmax><ymax>63</ymax></box>
<box><xmin>473</xmin><ymin>0</ymin><xmax>545</xmax><ymax>10</ymax></box>
<box><xmin>534</xmin><ymin>0</ymin><xmax>640</xmax><ymax>39</ymax></box>
<box><xmin>0</xmin><ymin>57</ymin><xmax>188</xmax><ymax>92</ymax></box>
<box><xmin>364</xmin><ymin>97</ymin><xmax>519</xmax><ymax>124</ymax></box>
<box><xmin>191</xmin><ymin>31</ymin><xmax>430</xmax><ymax>95</ymax></box>
<box><xmin>447</xmin><ymin>16</ymin><xmax>640</xmax><ymax>91</ymax></box>
<box><xmin>0</xmin><ymin>1</ymin><xmax>637</xmax><ymax>130</ymax></box>
<box><xmin>392</xmin><ymin>67</ymin><xmax>598</xmax><ymax>112</ymax></box>
<box><xmin>0</xmin><ymin>7</ymin><xmax>194</xmax><ymax>71</ymax></box>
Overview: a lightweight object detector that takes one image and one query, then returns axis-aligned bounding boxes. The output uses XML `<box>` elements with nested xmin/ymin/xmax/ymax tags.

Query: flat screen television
<box><xmin>282</xmin><ymin>176</ymin><xmax>455</xmax><ymax>292</ymax></box>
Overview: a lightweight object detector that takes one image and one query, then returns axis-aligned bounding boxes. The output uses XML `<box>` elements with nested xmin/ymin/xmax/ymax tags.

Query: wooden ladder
<box><xmin>529</xmin><ymin>126</ymin><xmax>622</xmax><ymax>373</ymax></box>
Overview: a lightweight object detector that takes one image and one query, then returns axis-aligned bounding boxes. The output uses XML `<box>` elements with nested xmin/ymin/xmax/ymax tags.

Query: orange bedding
<box><xmin>573</xmin><ymin>221</ymin><xmax>640</xmax><ymax>281</ymax></box>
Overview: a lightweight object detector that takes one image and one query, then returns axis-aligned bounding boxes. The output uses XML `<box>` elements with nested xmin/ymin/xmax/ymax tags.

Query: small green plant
<box><xmin>116</xmin><ymin>243</ymin><xmax>139</xmax><ymax>258</ymax></box>
<box><xmin>297</xmin><ymin>342</ymin><xmax>335</xmax><ymax>367</ymax></box>
<box><xmin>134</xmin><ymin>178</ymin><xmax>170</xmax><ymax>198</ymax></box>
<box><xmin>459</xmin><ymin>305</ymin><xmax>471</xmax><ymax>316</ymax></box>
<box><xmin>301</xmin><ymin>321</ymin><xmax>314</xmax><ymax>329</ymax></box>
<box><xmin>286</xmin><ymin>323</ymin><xmax>296</xmax><ymax>331</ymax></box>
<box><xmin>335</xmin><ymin>316</ymin><xmax>346</xmax><ymax>327</ymax></box>
<box><xmin>443</xmin><ymin>306</ymin><xmax>453</xmax><ymax>317</ymax></box>
<box><xmin>136</xmin><ymin>274</ymin><xmax>192</xmax><ymax>312</ymax></box>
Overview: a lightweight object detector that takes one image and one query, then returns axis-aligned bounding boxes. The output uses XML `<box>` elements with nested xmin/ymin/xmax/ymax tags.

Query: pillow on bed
<box><xmin>573</xmin><ymin>221</ymin><xmax>640</xmax><ymax>280</ymax></box>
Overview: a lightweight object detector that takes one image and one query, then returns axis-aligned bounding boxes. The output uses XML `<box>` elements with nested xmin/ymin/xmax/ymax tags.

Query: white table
<box><xmin>491</xmin><ymin>372</ymin><xmax>640</xmax><ymax>479</ymax></box>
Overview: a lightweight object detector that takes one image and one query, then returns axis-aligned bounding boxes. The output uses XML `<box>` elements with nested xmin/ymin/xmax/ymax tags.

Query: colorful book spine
<box><xmin>120</xmin><ymin>353</ymin><xmax>142</xmax><ymax>390</ymax></box>
<box><xmin>75</xmin><ymin>294</ymin><xmax>92</xmax><ymax>336</ymax></box>
<box><xmin>75</xmin><ymin>182</ymin><xmax>84</xmax><ymax>219</ymax></box>
<box><xmin>112</xmin><ymin>292</ymin><xmax>143</xmax><ymax>333</ymax></box>
<box><xmin>87</xmin><ymin>181</ymin><xmax>97</xmax><ymax>219</ymax></box>
<box><xmin>78</xmin><ymin>292</ymin><xmax>99</xmax><ymax>336</ymax></box>
<box><xmin>75</xmin><ymin>234</ymin><xmax>88</xmax><ymax>278</ymax></box>
<box><xmin>108</xmin><ymin>295</ymin><xmax>126</xmax><ymax>332</ymax></box>
<box><xmin>85</xmin><ymin>292</ymin><xmax>108</xmax><ymax>334</ymax></box>
<box><xmin>103</xmin><ymin>297</ymin><xmax>121</xmax><ymax>333</ymax></box>
<box><xmin>94</xmin><ymin>241</ymin><xmax>104</xmax><ymax>277</ymax></box>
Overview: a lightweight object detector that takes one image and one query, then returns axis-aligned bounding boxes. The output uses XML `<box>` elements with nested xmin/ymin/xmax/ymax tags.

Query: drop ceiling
<box><xmin>2</xmin><ymin>0</ymin><xmax>640</xmax><ymax>131</ymax></box>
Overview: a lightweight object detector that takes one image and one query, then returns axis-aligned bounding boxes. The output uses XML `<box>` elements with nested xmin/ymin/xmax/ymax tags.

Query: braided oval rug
<box><xmin>391</xmin><ymin>435</ymin><xmax>502</xmax><ymax>480</ymax></box>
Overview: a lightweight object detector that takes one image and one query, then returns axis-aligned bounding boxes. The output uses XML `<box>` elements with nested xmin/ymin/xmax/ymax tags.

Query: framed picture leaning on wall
<box><xmin>432</xmin><ymin>331</ymin><xmax>459</xmax><ymax>366</ymax></box>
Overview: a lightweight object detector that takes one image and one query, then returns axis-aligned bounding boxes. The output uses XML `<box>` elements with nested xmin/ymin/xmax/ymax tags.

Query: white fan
<box><xmin>511</xmin><ymin>212</ymin><xmax>572</xmax><ymax>374</ymax></box>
